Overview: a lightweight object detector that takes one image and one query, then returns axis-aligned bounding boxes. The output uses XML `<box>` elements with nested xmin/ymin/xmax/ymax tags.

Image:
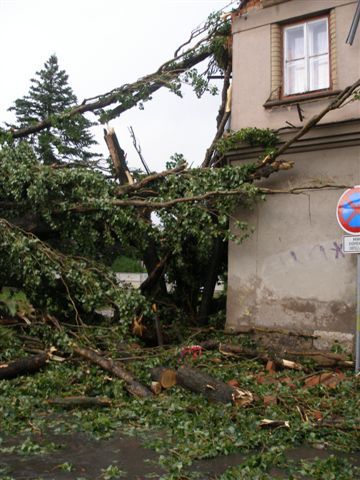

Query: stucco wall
<box><xmin>231</xmin><ymin>0</ymin><xmax>360</xmax><ymax>131</ymax></box>
<box><xmin>226</xmin><ymin>0</ymin><xmax>360</xmax><ymax>350</ymax></box>
<box><xmin>226</xmin><ymin>124</ymin><xmax>360</xmax><ymax>349</ymax></box>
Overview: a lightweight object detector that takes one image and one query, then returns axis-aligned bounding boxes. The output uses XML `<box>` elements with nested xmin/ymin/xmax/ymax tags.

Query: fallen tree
<box><xmin>0</xmin><ymin>3</ymin><xmax>358</xmax><ymax>334</ymax></box>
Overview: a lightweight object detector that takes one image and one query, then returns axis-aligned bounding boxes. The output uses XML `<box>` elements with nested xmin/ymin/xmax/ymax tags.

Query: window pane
<box><xmin>309</xmin><ymin>55</ymin><xmax>329</xmax><ymax>90</ymax></box>
<box><xmin>285</xmin><ymin>59</ymin><xmax>306</xmax><ymax>95</ymax></box>
<box><xmin>308</xmin><ymin>19</ymin><xmax>328</xmax><ymax>56</ymax></box>
<box><xmin>285</xmin><ymin>25</ymin><xmax>304</xmax><ymax>60</ymax></box>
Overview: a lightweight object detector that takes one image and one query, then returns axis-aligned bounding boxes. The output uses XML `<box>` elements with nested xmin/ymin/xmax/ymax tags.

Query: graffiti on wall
<box><xmin>289</xmin><ymin>240</ymin><xmax>344</xmax><ymax>263</ymax></box>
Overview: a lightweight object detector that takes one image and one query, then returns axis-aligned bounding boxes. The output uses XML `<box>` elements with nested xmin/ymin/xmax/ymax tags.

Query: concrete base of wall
<box><xmin>224</xmin><ymin>325</ymin><xmax>355</xmax><ymax>354</ymax></box>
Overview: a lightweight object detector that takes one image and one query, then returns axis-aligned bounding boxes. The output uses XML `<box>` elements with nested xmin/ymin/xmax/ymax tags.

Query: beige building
<box><xmin>226</xmin><ymin>0</ymin><xmax>360</xmax><ymax>351</ymax></box>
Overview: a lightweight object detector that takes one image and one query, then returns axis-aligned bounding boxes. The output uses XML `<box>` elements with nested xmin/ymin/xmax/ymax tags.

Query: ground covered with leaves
<box><xmin>0</xmin><ymin>325</ymin><xmax>359</xmax><ymax>480</ymax></box>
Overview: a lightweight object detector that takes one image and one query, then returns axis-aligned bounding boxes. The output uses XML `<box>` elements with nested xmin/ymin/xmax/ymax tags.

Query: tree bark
<box><xmin>150</xmin><ymin>366</ymin><xmax>177</xmax><ymax>388</ymax></box>
<box><xmin>104</xmin><ymin>128</ymin><xmax>133</xmax><ymax>185</ymax></box>
<box><xmin>197</xmin><ymin>237</ymin><xmax>226</xmax><ymax>324</ymax></box>
<box><xmin>202</xmin><ymin>62</ymin><xmax>232</xmax><ymax>168</ymax></box>
<box><xmin>73</xmin><ymin>346</ymin><xmax>153</xmax><ymax>398</ymax></box>
<box><xmin>140</xmin><ymin>250</ymin><xmax>169</xmax><ymax>296</ymax></box>
<box><xmin>141</xmin><ymin>237</ymin><xmax>168</xmax><ymax>297</ymax></box>
<box><xmin>103</xmin><ymin>127</ymin><xmax>168</xmax><ymax>299</ymax></box>
<box><xmin>0</xmin><ymin>353</ymin><xmax>47</xmax><ymax>379</ymax></box>
<box><xmin>176</xmin><ymin>366</ymin><xmax>253</xmax><ymax>405</ymax></box>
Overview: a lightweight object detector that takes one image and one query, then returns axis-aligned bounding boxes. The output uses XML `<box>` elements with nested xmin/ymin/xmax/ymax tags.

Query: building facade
<box><xmin>226</xmin><ymin>0</ymin><xmax>360</xmax><ymax>351</ymax></box>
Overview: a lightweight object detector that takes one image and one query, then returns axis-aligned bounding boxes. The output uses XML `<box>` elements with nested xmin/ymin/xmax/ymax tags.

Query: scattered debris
<box><xmin>263</xmin><ymin>395</ymin><xmax>278</xmax><ymax>407</ymax></box>
<box><xmin>200</xmin><ymin>341</ymin><xmax>353</xmax><ymax>370</ymax></box>
<box><xmin>179</xmin><ymin>345</ymin><xmax>203</xmax><ymax>361</ymax></box>
<box><xmin>202</xmin><ymin>341</ymin><xmax>304</xmax><ymax>371</ymax></box>
<box><xmin>227</xmin><ymin>379</ymin><xmax>240</xmax><ymax>388</ymax></box>
<box><xmin>47</xmin><ymin>396</ymin><xmax>112</xmax><ymax>408</ymax></box>
<box><xmin>285</xmin><ymin>350</ymin><xmax>353</xmax><ymax>369</ymax></box>
<box><xmin>150</xmin><ymin>381</ymin><xmax>163</xmax><ymax>395</ymax></box>
<box><xmin>260</xmin><ymin>419</ymin><xmax>290</xmax><ymax>429</ymax></box>
<box><xmin>265</xmin><ymin>360</ymin><xmax>277</xmax><ymax>374</ymax></box>
<box><xmin>303</xmin><ymin>371</ymin><xmax>346</xmax><ymax>389</ymax></box>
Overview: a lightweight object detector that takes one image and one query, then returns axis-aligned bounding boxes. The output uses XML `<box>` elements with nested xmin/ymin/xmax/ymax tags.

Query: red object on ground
<box><xmin>179</xmin><ymin>345</ymin><xmax>203</xmax><ymax>362</ymax></box>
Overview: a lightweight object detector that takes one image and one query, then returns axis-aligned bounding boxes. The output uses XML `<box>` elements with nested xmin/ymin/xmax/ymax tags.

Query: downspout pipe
<box><xmin>346</xmin><ymin>0</ymin><xmax>360</xmax><ymax>45</ymax></box>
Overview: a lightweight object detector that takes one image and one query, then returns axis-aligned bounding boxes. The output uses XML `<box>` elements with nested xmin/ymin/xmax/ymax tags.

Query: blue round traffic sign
<box><xmin>337</xmin><ymin>186</ymin><xmax>360</xmax><ymax>235</ymax></box>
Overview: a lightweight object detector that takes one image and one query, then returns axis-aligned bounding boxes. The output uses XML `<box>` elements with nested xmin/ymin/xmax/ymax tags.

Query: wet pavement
<box><xmin>0</xmin><ymin>432</ymin><xmax>163</xmax><ymax>480</ymax></box>
<box><xmin>0</xmin><ymin>432</ymin><xmax>359</xmax><ymax>479</ymax></box>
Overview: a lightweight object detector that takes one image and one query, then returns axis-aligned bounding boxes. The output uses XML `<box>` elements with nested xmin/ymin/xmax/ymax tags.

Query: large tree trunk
<box><xmin>141</xmin><ymin>239</ymin><xmax>168</xmax><ymax>297</ymax></box>
<box><xmin>104</xmin><ymin>127</ymin><xmax>168</xmax><ymax>301</ymax></box>
<box><xmin>197</xmin><ymin>60</ymin><xmax>232</xmax><ymax>324</ymax></box>
<box><xmin>176</xmin><ymin>366</ymin><xmax>253</xmax><ymax>405</ymax></box>
<box><xmin>198</xmin><ymin>237</ymin><xmax>226</xmax><ymax>324</ymax></box>
<box><xmin>73</xmin><ymin>346</ymin><xmax>153</xmax><ymax>398</ymax></box>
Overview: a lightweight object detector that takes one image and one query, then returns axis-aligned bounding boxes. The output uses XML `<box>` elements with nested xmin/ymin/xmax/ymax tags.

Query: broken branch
<box><xmin>73</xmin><ymin>345</ymin><xmax>153</xmax><ymax>398</ymax></box>
<box><xmin>9</xmin><ymin>41</ymin><xmax>215</xmax><ymax>139</ymax></box>
<box><xmin>47</xmin><ymin>396</ymin><xmax>112</xmax><ymax>408</ymax></box>
<box><xmin>259</xmin><ymin>78</ymin><xmax>360</xmax><ymax>168</ymax></box>
<box><xmin>0</xmin><ymin>353</ymin><xmax>48</xmax><ymax>380</ymax></box>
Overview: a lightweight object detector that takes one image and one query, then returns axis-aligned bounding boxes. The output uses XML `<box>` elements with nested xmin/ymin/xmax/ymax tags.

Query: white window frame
<box><xmin>283</xmin><ymin>16</ymin><xmax>330</xmax><ymax>96</ymax></box>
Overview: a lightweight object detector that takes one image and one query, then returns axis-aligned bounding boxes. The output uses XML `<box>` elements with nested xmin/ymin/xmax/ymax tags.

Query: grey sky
<box><xmin>0</xmin><ymin>0</ymin><xmax>232</xmax><ymax>171</ymax></box>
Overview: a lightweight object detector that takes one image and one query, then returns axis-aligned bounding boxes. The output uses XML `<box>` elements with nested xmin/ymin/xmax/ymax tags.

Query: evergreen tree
<box><xmin>9</xmin><ymin>54</ymin><xmax>99</xmax><ymax>165</ymax></box>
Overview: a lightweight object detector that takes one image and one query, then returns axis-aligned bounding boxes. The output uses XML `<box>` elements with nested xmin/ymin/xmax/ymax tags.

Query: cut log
<box><xmin>0</xmin><ymin>353</ymin><xmax>47</xmax><ymax>380</ymax></box>
<box><xmin>47</xmin><ymin>396</ymin><xmax>111</xmax><ymax>408</ymax></box>
<box><xmin>73</xmin><ymin>345</ymin><xmax>153</xmax><ymax>398</ymax></box>
<box><xmin>176</xmin><ymin>366</ymin><xmax>253</xmax><ymax>406</ymax></box>
<box><xmin>150</xmin><ymin>366</ymin><xmax>177</xmax><ymax>389</ymax></box>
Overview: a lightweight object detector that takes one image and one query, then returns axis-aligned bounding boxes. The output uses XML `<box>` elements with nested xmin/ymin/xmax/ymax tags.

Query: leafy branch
<box><xmin>6</xmin><ymin>11</ymin><xmax>231</xmax><ymax>140</ymax></box>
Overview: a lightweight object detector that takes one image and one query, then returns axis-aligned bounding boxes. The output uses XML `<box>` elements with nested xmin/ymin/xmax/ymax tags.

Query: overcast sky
<box><xmin>0</xmin><ymin>0</ymin><xmax>233</xmax><ymax>171</ymax></box>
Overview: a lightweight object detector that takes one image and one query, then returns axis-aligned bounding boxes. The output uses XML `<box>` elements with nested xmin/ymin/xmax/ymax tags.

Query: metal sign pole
<box><xmin>357</xmin><ymin>254</ymin><xmax>360</xmax><ymax>373</ymax></box>
<box><xmin>337</xmin><ymin>188</ymin><xmax>360</xmax><ymax>372</ymax></box>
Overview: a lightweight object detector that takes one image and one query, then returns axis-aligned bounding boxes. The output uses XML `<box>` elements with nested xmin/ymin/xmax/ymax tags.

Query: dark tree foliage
<box><xmin>9</xmin><ymin>54</ymin><xmax>99</xmax><ymax>165</ymax></box>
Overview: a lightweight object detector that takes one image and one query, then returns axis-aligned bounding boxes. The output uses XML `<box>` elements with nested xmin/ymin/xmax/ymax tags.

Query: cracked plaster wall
<box><xmin>226</xmin><ymin>146</ymin><xmax>359</xmax><ymax>350</ymax></box>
